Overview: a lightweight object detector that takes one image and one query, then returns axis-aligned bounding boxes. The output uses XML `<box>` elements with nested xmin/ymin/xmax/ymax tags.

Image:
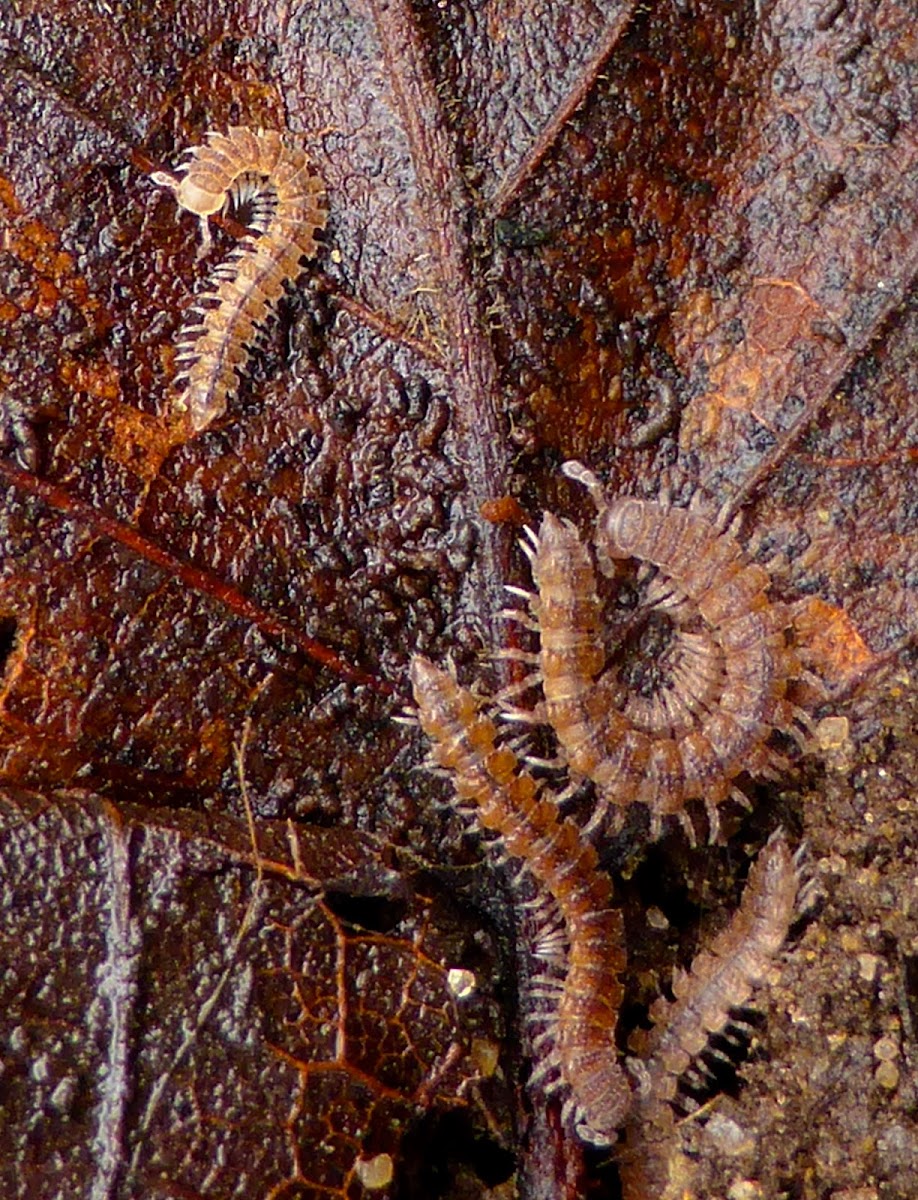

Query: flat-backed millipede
<box><xmin>517</xmin><ymin>460</ymin><xmax>802</xmax><ymax>841</ymax></box>
<box><xmin>409</xmin><ymin>656</ymin><xmax>632</xmax><ymax>1143</ymax></box>
<box><xmin>152</xmin><ymin>126</ymin><xmax>328</xmax><ymax>434</ymax></box>
<box><xmin>617</xmin><ymin>829</ymin><xmax>807</xmax><ymax>1198</ymax></box>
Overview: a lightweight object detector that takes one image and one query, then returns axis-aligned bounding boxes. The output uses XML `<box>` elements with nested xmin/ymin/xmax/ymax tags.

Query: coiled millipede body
<box><xmin>152</xmin><ymin>126</ymin><xmax>328</xmax><ymax>434</ymax></box>
<box><xmin>517</xmin><ymin>461</ymin><xmax>803</xmax><ymax>841</ymax></box>
<box><xmin>409</xmin><ymin>656</ymin><xmax>632</xmax><ymax>1143</ymax></box>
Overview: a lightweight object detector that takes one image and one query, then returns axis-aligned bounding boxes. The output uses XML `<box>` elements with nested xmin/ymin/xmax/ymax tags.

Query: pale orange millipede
<box><xmin>638</xmin><ymin>828</ymin><xmax>805</xmax><ymax>1097</ymax></box>
<box><xmin>409</xmin><ymin>656</ymin><xmax>632</xmax><ymax>1143</ymax></box>
<box><xmin>618</xmin><ymin>829</ymin><xmax>807</xmax><ymax>1198</ymax></box>
<box><xmin>152</xmin><ymin>126</ymin><xmax>328</xmax><ymax>434</ymax></box>
<box><xmin>515</xmin><ymin>461</ymin><xmax>801</xmax><ymax>841</ymax></box>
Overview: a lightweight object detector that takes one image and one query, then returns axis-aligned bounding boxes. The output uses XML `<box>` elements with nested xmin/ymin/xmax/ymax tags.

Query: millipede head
<box><xmin>596</xmin><ymin>495</ymin><xmax>649</xmax><ymax>560</ymax></box>
<box><xmin>561</xmin><ymin>459</ymin><xmax>606</xmax><ymax>510</ymax></box>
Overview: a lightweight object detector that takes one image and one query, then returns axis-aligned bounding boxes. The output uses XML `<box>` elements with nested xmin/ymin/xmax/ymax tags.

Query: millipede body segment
<box><xmin>409</xmin><ymin>656</ymin><xmax>632</xmax><ymax>1142</ymax></box>
<box><xmin>153</xmin><ymin>126</ymin><xmax>328</xmax><ymax>434</ymax></box>
<box><xmin>524</xmin><ymin>462</ymin><xmax>801</xmax><ymax>840</ymax></box>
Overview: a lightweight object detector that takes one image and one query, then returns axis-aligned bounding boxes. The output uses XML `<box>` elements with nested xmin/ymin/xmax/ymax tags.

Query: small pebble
<box><xmin>646</xmin><ymin>906</ymin><xmax>669</xmax><ymax>930</ymax></box>
<box><xmin>446</xmin><ymin>967</ymin><xmax>477</xmax><ymax>999</ymax></box>
<box><xmin>857</xmin><ymin>954</ymin><xmax>880</xmax><ymax>983</ymax></box>
<box><xmin>706</xmin><ymin>1113</ymin><xmax>755</xmax><ymax>1156</ymax></box>
<box><xmin>873</xmin><ymin>1036</ymin><xmax>898</xmax><ymax>1061</ymax></box>
<box><xmin>875</xmin><ymin>1061</ymin><xmax>899</xmax><ymax>1090</ymax></box>
<box><xmin>354</xmin><ymin>1153</ymin><xmax>394</xmax><ymax>1189</ymax></box>
<box><xmin>48</xmin><ymin>1075</ymin><xmax>77</xmax><ymax>1114</ymax></box>
<box><xmin>815</xmin><ymin>715</ymin><xmax>849</xmax><ymax>750</ymax></box>
<box><xmin>727</xmin><ymin>1181</ymin><xmax>764</xmax><ymax>1200</ymax></box>
<box><xmin>470</xmin><ymin>1037</ymin><xmax>499</xmax><ymax>1077</ymax></box>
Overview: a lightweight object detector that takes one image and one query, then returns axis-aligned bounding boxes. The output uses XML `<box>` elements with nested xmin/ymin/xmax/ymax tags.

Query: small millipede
<box><xmin>513</xmin><ymin>460</ymin><xmax>803</xmax><ymax>841</ymax></box>
<box><xmin>618</xmin><ymin>829</ymin><xmax>807</xmax><ymax>1198</ymax></box>
<box><xmin>409</xmin><ymin>656</ymin><xmax>632</xmax><ymax>1143</ymax></box>
<box><xmin>152</xmin><ymin>126</ymin><xmax>328</xmax><ymax>434</ymax></box>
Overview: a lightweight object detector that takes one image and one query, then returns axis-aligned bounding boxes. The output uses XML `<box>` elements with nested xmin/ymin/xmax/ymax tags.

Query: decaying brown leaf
<box><xmin>0</xmin><ymin>0</ymin><xmax>915</xmax><ymax>1196</ymax></box>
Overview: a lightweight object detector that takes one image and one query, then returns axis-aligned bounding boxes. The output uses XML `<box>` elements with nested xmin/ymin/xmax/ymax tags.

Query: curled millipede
<box><xmin>152</xmin><ymin>126</ymin><xmax>328</xmax><ymax>434</ymax></box>
<box><xmin>618</xmin><ymin>829</ymin><xmax>807</xmax><ymax>1198</ymax></box>
<box><xmin>519</xmin><ymin>461</ymin><xmax>802</xmax><ymax>841</ymax></box>
<box><xmin>409</xmin><ymin>656</ymin><xmax>632</xmax><ymax>1143</ymax></box>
